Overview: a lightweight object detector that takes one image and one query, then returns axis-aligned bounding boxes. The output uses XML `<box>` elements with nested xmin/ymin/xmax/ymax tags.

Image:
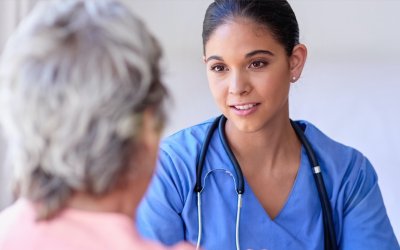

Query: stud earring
<box><xmin>292</xmin><ymin>76</ymin><xmax>296</xmax><ymax>82</ymax></box>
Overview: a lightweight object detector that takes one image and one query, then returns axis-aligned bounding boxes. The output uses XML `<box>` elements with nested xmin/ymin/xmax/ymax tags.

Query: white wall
<box><xmin>0</xmin><ymin>0</ymin><xmax>38</xmax><ymax>212</ymax></box>
<box><xmin>125</xmin><ymin>0</ymin><xmax>400</xmax><ymax>240</ymax></box>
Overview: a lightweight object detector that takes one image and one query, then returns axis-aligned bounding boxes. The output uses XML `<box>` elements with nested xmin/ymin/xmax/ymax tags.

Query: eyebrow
<box><xmin>245</xmin><ymin>50</ymin><xmax>274</xmax><ymax>58</ymax></box>
<box><xmin>205</xmin><ymin>55</ymin><xmax>223</xmax><ymax>63</ymax></box>
<box><xmin>205</xmin><ymin>49</ymin><xmax>274</xmax><ymax>63</ymax></box>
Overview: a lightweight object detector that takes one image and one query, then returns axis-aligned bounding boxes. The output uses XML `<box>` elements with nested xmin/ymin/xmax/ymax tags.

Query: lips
<box><xmin>229</xmin><ymin>102</ymin><xmax>260</xmax><ymax>116</ymax></box>
<box><xmin>233</xmin><ymin>103</ymin><xmax>257</xmax><ymax>110</ymax></box>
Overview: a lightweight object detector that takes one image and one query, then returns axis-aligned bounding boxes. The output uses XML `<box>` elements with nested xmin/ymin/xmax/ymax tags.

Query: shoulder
<box><xmin>297</xmin><ymin>120</ymin><xmax>377</xmax><ymax>208</ymax></box>
<box><xmin>167</xmin><ymin>242</ymin><xmax>196</xmax><ymax>250</ymax></box>
<box><xmin>0</xmin><ymin>203</ymin><xmax>18</xmax><ymax>236</ymax></box>
<box><xmin>140</xmin><ymin>241</ymin><xmax>195</xmax><ymax>250</ymax></box>
<box><xmin>157</xmin><ymin>117</ymin><xmax>218</xmax><ymax>170</ymax></box>
<box><xmin>298</xmin><ymin>120</ymin><xmax>371</xmax><ymax>172</ymax></box>
<box><xmin>0</xmin><ymin>199</ymin><xmax>35</xmax><ymax>227</ymax></box>
<box><xmin>147</xmin><ymin>117</ymin><xmax>219</xmax><ymax>205</ymax></box>
<box><xmin>0</xmin><ymin>199</ymin><xmax>37</xmax><ymax>247</ymax></box>
<box><xmin>160</xmin><ymin>117</ymin><xmax>217</xmax><ymax>154</ymax></box>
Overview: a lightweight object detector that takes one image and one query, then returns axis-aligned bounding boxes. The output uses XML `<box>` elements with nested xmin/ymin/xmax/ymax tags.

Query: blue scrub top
<box><xmin>137</xmin><ymin>118</ymin><xmax>399</xmax><ymax>250</ymax></box>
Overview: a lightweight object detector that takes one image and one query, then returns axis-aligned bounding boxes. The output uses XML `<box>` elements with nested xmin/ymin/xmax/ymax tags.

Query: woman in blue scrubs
<box><xmin>137</xmin><ymin>0</ymin><xmax>399</xmax><ymax>249</ymax></box>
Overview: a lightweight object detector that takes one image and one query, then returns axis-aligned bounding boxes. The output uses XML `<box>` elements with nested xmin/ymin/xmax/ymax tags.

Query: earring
<box><xmin>292</xmin><ymin>76</ymin><xmax>296</xmax><ymax>82</ymax></box>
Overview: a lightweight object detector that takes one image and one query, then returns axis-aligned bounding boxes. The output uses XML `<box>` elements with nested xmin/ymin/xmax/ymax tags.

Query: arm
<box><xmin>136</xmin><ymin>148</ymin><xmax>188</xmax><ymax>246</ymax></box>
<box><xmin>340</xmin><ymin>157</ymin><xmax>399</xmax><ymax>249</ymax></box>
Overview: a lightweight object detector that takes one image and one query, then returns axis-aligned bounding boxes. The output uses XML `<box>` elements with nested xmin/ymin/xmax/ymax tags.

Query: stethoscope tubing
<box><xmin>194</xmin><ymin>116</ymin><xmax>220</xmax><ymax>193</ymax></box>
<box><xmin>194</xmin><ymin>115</ymin><xmax>338</xmax><ymax>250</ymax></box>
<box><xmin>290</xmin><ymin>120</ymin><xmax>338</xmax><ymax>250</ymax></box>
<box><xmin>218</xmin><ymin>116</ymin><xmax>245</xmax><ymax>194</ymax></box>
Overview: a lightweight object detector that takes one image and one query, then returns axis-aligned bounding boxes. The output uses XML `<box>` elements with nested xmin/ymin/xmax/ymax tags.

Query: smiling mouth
<box><xmin>231</xmin><ymin>103</ymin><xmax>259</xmax><ymax>110</ymax></box>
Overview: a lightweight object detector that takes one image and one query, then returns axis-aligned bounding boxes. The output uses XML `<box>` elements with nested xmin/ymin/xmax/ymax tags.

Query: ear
<box><xmin>127</xmin><ymin>108</ymin><xmax>161</xmax><ymax>180</ymax></box>
<box><xmin>139</xmin><ymin>107</ymin><xmax>161</xmax><ymax>152</ymax></box>
<box><xmin>289</xmin><ymin>44</ymin><xmax>307</xmax><ymax>83</ymax></box>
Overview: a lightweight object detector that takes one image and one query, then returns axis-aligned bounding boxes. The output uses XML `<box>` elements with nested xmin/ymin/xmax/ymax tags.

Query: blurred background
<box><xmin>0</xmin><ymin>0</ymin><xmax>398</xmax><ymax>240</ymax></box>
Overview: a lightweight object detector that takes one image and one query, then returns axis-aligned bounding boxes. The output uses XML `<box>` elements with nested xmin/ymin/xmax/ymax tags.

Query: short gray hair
<box><xmin>0</xmin><ymin>0</ymin><xmax>166</xmax><ymax>219</ymax></box>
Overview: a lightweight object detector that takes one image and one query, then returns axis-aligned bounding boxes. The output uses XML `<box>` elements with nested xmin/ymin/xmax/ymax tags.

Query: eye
<box><xmin>249</xmin><ymin>60</ymin><xmax>267</xmax><ymax>69</ymax></box>
<box><xmin>210</xmin><ymin>64</ymin><xmax>227</xmax><ymax>72</ymax></box>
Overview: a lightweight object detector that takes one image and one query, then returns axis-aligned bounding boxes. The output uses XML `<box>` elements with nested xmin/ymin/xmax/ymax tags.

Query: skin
<box><xmin>204</xmin><ymin>17</ymin><xmax>307</xmax><ymax>219</ymax></box>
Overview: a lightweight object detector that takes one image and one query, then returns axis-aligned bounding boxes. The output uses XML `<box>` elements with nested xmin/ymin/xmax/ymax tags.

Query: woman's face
<box><xmin>204</xmin><ymin>18</ymin><xmax>299</xmax><ymax>133</ymax></box>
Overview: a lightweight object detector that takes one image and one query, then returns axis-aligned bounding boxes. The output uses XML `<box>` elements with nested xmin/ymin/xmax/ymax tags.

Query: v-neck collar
<box><xmin>241</xmin><ymin>146</ymin><xmax>307</xmax><ymax>222</ymax></box>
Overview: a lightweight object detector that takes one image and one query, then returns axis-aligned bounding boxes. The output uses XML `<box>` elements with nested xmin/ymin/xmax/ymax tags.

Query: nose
<box><xmin>228</xmin><ymin>70</ymin><xmax>251</xmax><ymax>96</ymax></box>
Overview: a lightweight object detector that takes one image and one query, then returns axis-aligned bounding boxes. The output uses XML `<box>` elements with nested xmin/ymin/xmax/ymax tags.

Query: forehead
<box><xmin>204</xmin><ymin>17</ymin><xmax>285</xmax><ymax>57</ymax></box>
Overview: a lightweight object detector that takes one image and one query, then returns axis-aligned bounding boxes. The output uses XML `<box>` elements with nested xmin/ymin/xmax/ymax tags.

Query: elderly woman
<box><xmin>0</xmin><ymin>0</ymin><xmax>194</xmax><ymax>250</ymax></box>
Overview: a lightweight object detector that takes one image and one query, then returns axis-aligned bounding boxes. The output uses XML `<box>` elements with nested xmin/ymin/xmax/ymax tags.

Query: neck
<box><xmin>225</xmin><ymin>114</ymin><xmax>301</xmax><ymax>174</ymax></box>
<box><xmin>67</xmin><ymin>186</ymin><xmax>140</xmax><ymax>218</ymax></box>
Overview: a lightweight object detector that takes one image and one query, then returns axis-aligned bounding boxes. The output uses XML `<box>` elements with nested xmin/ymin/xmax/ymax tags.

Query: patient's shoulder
<box><xmin>168</xmin><ymin>242</ymin><xmax>197</xmax><ymax>250</ymax></box>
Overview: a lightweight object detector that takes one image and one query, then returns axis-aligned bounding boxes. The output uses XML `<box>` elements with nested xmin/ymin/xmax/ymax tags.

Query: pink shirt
<box><xmin>0</xmin><ymin>199</ymin><xmax>194</xmax><ymax>250</ymax></box>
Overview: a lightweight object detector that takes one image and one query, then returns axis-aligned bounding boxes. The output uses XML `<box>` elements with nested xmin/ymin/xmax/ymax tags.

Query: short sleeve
<box><xmin>340</xmin><ymin>158</ymin><xmax>399</xmax><ymax>249</ymax></box>
<box><xmin>136</xmin><ymin>149</ymin><xmax>186</xmax><ymax>246</ymax></box>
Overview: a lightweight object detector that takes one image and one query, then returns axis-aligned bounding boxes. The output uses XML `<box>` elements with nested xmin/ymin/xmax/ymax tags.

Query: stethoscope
<box><xmin>194</xmin><ymin>115</ymin><xmax>338</xmax><ymax>250</ymax></box>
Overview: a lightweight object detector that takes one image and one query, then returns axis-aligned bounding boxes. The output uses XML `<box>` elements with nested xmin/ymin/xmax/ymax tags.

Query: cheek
<box><xmin>262</xmin><ymin>66</ymin><xmax>291</xmax><ymax>93</ymax></box>
<box><xmin>208</xmin><ymin>77</ymin><xmax>226</xmax><ymax>102</ymax></box>
<box><xmin>265</xmin><ymin>77</ymin><xmax>290</xmax><ymax>97</ymax></box>
<box><xmin>268</xmin><ymin>79</ymin><xmax>291</xmax><ymax>102</ymax></box>
<box><xmin>249</xmin><ymin>74</ymin><xmax>290</xmax><ymax>104</ymax></box>
<box><xmin>148</xmin><ymin>137</ymin><xmax>161</xmax><ymax>169</ymax></box>
<box><xmin>134</xmin><ymin>133</ymin><xmax>161</xmax><ymax>176</ymax></box>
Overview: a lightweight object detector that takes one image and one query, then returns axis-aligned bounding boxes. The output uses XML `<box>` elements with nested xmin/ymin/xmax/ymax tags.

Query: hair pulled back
<box><xmin>203</xmin><ymin>0</ymin><xmax>299</xmax><ymax>56</ymax></box>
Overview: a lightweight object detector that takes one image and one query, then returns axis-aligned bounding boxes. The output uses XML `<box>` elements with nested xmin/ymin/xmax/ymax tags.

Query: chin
<box><xmin>226</xmin><ymin>111</ymin><xmax>283</xmax><ymax>134</ymax></box>
<box><xmin>227</xmin><ymin>116</ymin><xmax>263</xmax><ymax>133</ymax></box>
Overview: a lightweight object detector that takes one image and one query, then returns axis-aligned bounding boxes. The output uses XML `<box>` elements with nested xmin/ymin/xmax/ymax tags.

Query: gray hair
<box><xmin>0</xmin><ymin>0</ymin><xmax>166</xmax><ymax>219</ymax></box>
